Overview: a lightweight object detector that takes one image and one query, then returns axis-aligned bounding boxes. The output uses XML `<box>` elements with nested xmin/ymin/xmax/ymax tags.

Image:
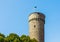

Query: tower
<box><xmin>28</xmin><ymin>12</ymin><xmax>45</xmax><ymax>42</ymax></box>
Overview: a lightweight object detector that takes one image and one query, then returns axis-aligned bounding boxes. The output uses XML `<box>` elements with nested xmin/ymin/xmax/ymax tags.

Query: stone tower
<box><xmin>28</xmin><ymin>12</ymin><xmax>45</xmax><ymax>42</ymax></box>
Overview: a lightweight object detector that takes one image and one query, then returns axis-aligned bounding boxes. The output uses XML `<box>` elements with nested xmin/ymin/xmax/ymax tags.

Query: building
<box><xmin>28</xmin><ymin>12</ymin><xmax>45</xmax><ymax>42</ymax></box>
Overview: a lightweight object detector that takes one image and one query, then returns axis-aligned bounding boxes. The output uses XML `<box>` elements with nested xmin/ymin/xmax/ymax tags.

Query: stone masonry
<box><xmin>28</xmin><ymin>12</ymin><xmax>45</xmax><ymax>42</ymax></box>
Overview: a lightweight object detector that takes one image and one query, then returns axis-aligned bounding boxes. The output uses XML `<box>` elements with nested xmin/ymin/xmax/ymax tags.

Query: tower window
<box><xmin>34</xmin><ymin>25</ymin><xmax>36</xmax><ymax>28</ymax></box>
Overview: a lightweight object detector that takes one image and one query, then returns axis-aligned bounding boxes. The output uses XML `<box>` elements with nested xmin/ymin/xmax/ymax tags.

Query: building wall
<box><xmin>29</xmin><ymin>12</ymin><xmax>45</xmax><ymax>42</ymax></box>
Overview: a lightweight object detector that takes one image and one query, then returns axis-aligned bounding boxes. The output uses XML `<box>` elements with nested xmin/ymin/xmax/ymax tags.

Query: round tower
<box><xmin>28</xmin><ymin>12</ymin><xmax>45</xmax><ymax>42</ymax></box>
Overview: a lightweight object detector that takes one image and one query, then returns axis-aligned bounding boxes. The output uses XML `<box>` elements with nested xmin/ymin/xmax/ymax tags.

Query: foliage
<box><xmin>0</xmin><ymin>36</ymin><xmax>4</xmax><ymax>42</ymax></box>
<box><xmin>0</xmin><ymin>33</ymin><xmax>37</xmax><ymax>42</ymax></box>
<box><xmin>0</xmin><ymin>33</ymin><xmax>5</xmax><ymax>38</ymax></box>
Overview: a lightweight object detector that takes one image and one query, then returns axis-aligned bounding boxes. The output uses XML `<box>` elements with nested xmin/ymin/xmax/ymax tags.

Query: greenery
<box><xmin>0</xmin><ymin>33</ymin><xmax>37</xmax><ymax>42</ymax></box>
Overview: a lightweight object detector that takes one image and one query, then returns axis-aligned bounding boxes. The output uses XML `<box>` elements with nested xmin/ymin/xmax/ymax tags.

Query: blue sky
<box><xmin>0</xmin><ymin>0</ymin><xmax>60</xmax><ymax>42</ymax></box>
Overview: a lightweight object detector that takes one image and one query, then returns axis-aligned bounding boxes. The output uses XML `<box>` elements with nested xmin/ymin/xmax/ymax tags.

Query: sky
<box><xmin>0</xmin><ymin>0</ymin><xmax>60</xmax><ymax>42</ymax></box>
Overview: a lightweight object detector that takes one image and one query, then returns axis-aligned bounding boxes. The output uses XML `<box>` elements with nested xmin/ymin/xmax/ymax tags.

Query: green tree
<box><xmin>6</xmin><ymin>33</ymin><xmax>20</xmax><ymax>42</ymax></box>
<box><xmin>20</xmin><ymin>35</ymin><xmax>31</xmax><ymax>42</ymax></box>
<box><xmin>20</xmin><ymin>35</ymin><xmax>26</xmax><ymax>42</ymax></box>
<box><xmin>0</xmin><ymin>36</ymin><xmax>4</xmax><ymax>42</ymax></box>
<box><xmin>13</xmin><ymin>38</ymin><xmax>20</xmax><ymax>42</ymax></box>
<box><xmin>26</xmin><ymin>36</ymin><xmax>30</xmax><ymax>42</ymax></box>
<box><xmin>0</xmin><ymin>33</ymin><xmax>38</xmax><ymax>42</ymax></box>
<box><xmin>0</xmin><ymin>33</ymin><xmax>5</xmax><ymax>38</ymax></box>
<box><xmin>31</xmin><ymin>38</ymin><xmax>38</xmax><ymax>42</ymax></box>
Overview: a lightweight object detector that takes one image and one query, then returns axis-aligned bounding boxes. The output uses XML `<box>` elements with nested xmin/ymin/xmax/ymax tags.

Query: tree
<box><xmin>20</xmin><ymin>35</ymin><xmax>27</xmax><ymax>42</ymax></box>
<box><xmin>0</xmin><ymin>36</ymin><xmax>4</xmax><ymax>42</ymax></box>
<box><xmin>0</xmin><ymin>33</ymin><xmax>38</xmax><ymax>42</ymax></box>
<box><xmin>20</xmin><ymin>35</ymin><xmax>31</xmax><ymax>42</ymax></box>
<box><xmin>0</xmin><ymin>33</ymin><xmax>5</xmax><ymax>38</ymax></box>
<box><xmin>4</xmin><ymin>38</ymin><xmax>9</xmax><ymax>42</ymax></box>
<box><xmin>6</xmin><ymin>33</ymin><xmax>20</xmax><ymax>42</ymax></box>
<box><xmin>31</xmin><ymin>38</ymin><xmax>38</xmax><ymax>42</ymax></box>
<box><xmin>13</xmin><ymin>38</ymin><xmax>20</xmax><ymax>42</ymax></box>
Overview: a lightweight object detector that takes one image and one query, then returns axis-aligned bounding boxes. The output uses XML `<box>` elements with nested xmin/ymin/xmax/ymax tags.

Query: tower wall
<box><xmin>28</xmin><ymin>12</ymin><xmax>45</xmax><ymax>42</ymax></box>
